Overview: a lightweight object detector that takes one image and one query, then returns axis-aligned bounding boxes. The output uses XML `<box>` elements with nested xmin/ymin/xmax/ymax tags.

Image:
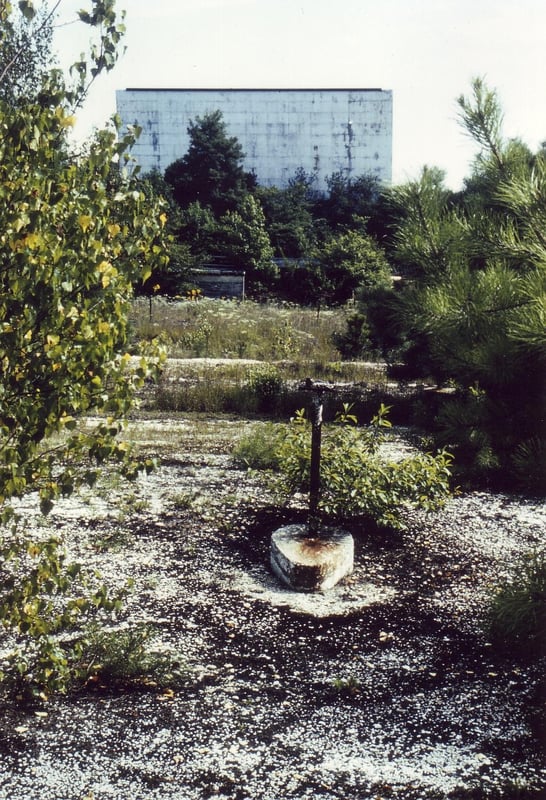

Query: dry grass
<box><xmin>129</xmin><ymin>297</ymin><xmax>351</xmax><ymax>363</ymax></box>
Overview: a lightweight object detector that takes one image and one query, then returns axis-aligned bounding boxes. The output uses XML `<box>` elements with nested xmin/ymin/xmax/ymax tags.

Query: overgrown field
<box><xmin>129</xmin><ymin>297</ymin><xmax>431</xmax><ymax>421</ymax></box>
<box><xmin>130</xmin><ymin>296</ymin><xmax>352</xmax><ymax>363</ymax></box>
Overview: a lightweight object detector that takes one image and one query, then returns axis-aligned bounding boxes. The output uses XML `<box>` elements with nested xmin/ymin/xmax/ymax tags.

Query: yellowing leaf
<box><xmin>78</xmin><ymin>215</ymin><xmax>93</xmax><ymax>233</ymax></box>
<box><xmin>22</xmin><ymin>232</ymin><xmax>42</xmax><ymax>250</ymax></box>
<box><xmin>98</xmin><ymin>262</ymin><xmax>118</xmax><ymax>288</ymax></box>
<box><xmin>157</xmin><ymin>688</ymin><xmax>175</xmax><ymax>700</ymax></box>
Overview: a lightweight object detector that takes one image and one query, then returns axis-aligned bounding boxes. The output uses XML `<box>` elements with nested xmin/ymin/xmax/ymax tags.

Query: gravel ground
<box><xmin>0</xmin><ymin>416</ymin><xmax>544</xmax><ymax>800</ymax></box>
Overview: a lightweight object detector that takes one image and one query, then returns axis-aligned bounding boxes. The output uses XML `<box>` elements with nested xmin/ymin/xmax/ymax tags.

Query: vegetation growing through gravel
<box><xmin>1</xmin><ymin>413</ymin><xmax>544</xmax><ymax>799</ymax></box>
<box><xmin>235</xmin><ymin>404</ymin><xmax>453</xmax><ymax>530</ymax></box>
<box><xmin>0</xmin><ymin>5</ymin><xmax>544</xmax><ymax>796</ymax></box>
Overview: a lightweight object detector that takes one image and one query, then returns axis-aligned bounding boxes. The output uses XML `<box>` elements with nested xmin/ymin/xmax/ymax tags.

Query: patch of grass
<box><xmin>146</xmin><ymin>358</ymin><xmax>392</xmax><ymax>418</ymax></box>
<box><xmin>125</xmin><ymin>414</ymin><xmax>249</xmax><ymax>458</ymax></box>
<box><xmin>151</xmin><ymin>361</ymin><xmax>289</xmax><ymax>416</ymax></box>
<box><xmin>92</xmin><ymin>525</ymin><xmax>133</xmax><ymax>553</ymax></box>
<box><xmin>232</xmin><ymin>421</ymin><xmax>285</xmax><ymax>470</ymax></box>
<box><xmin>83</xmin><ymin>624</ymin><xmax>187</xmax><ymax>690</ymax></box>
<box><xmin>117</xmin><ymin>492</ymin><xmax>150</xmax><ymax>520</ymax></box>
<box><xmin>170</xmin><ymin>490</ymin><xmax>201</xmax><ymax>510</ymax></box>
<box><xmin>331</xmin><ymin>675</ymin><xmax>361</xmax><ymax>696</ymax></box>
<box><xmin>487</xmin><ymin>551</ymin><xmax>546</xmax><ymax>658</ymax></box>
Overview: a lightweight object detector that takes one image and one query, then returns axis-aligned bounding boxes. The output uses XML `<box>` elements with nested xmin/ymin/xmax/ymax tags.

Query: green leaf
<box><xmin>18</xmin><ymin>0</ymin><xmax>35</xmax><ymax>20</ymax></box>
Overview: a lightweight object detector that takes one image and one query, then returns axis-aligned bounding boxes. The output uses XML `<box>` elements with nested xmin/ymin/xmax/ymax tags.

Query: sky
<box><xmin>51</xmin><ymin>0</ymin><xmax>546</xmax><ymax>190</ymax></box>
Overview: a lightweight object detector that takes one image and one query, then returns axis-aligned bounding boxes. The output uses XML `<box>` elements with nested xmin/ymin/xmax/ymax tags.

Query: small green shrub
<box><xmin>83</xmin><ymin>624</ymin><xmax>187</xmax><ymax>689</ymax></box>
<box><xmin>0</xmin><ymin>535</ymin><xmax>129</xmax><ymax>700</ymax></box>
<box><xmin>488</xmin><ymin>551</ymin><xmax>546</xmax><ymax>657</ymax></box>
<box><xmin>245</xmin><ymin>364</ymin><xmax>285</xmax><ymax>413</ymax></box>
<box><xmin>170</xmin><ymin>490</ymin><xmax>200</xmax><ymax>510</ymax></box>
<box><xmin>332</xmin><ymin>675</ymin><xmax>361</xmax><ymax>695</ymax></box>
<box><xmin>232</xmin><ymin>422</ymin><xmax>285</xmax><ymax>470</ymax></box>
<box><xmin>274</xmin><ymin>405</ymin><xmax>452</xmax><ymax>530</ymax></box>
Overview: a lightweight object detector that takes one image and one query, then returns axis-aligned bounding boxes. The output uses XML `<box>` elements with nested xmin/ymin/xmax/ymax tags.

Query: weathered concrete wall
<box><xmin>191</xmin><ymin>269</ymin><xmax>245</xmax><ymax>300</ymax></box>
<box><xmin>115</xmin><ymin>89</ymin><xmax>392</xmax><ymax>191</ymax></box>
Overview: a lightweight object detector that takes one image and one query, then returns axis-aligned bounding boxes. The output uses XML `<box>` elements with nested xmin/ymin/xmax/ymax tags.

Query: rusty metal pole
<box><xmin>299</xmin><ymin>379</ymin><xmax>335</xmax><ymax>536</ymax></box>
<box><xmin>309</xmin><ymin>393</ymin><xmax>323</xmax><ymax>535</ymax></box>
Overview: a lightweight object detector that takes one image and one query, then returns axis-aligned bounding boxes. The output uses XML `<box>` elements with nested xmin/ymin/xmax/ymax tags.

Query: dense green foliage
<box><xmin>349</xmin><ymin>81</ymin><xmax>546</xmax><ymax>492</ymax></box>
<box><xmin>164</xmin><ymin>109</ymin><xmax>256</xmax><ymax>216</ymax></box>
<box><xmin>0</xmin><ymin>0</ymin><xmax>54</xmax><ymax>102</ymax></box>
<box><xmin>0</xmin><ymin>108</ymin><xmax>166</xmax><ymax>513</ymax></box>
<box><xmin>315</xmin><ymin>171</ymin><xmax>382</xmax><ymax>231</ymax></box>
<box><xmin>236</xmin><ymin>405</ymin><xmax>452</xmax><ymax>531</ymax></box>
<box><xmin>301</xmin><ymin>227</ymin><xmax>392</xmax><ymax>307</ymax></box>
<box><xmin>159</xmin><ymin>111</ymin><xmax>390</xmax><ymax>300</ymax></box>
<box><xmin>256</xmin><ymin>169</ymin><xmax>317</xmax><ymax>258</ymax></box>
<box><xmin>162</xmin><ymin>112</ymin><xmax>278</xmax><ymax>291</ymax></box>
<box><xmin>0</xmin><ymin>0</ymin><xmax>167</xmax><ymax>697</ymax></box>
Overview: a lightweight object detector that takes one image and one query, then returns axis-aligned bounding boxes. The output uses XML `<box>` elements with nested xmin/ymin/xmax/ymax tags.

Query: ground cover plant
<box><xmin>234</xmin><ymin>403</ymin><xmax>453</xmax><ymax>531</ymax></box>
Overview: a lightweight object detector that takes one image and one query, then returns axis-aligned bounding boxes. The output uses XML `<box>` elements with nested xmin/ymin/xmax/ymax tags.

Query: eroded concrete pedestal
<box><xmin>270</xmin><ymin>524</ymin><xmax>354</xmax><ymax>592</ymax></box>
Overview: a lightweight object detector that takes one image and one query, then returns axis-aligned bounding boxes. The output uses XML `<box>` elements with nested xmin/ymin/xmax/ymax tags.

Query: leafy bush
<box><xmin>245</xmin><ymin>364</ymin><xmax>285</xmax><ymax>413</ymax></box>
<box><xmin>0</xmin><ymin>535</ymin><xmax>128</xmax><ymax>700</ymax></box>
<box><xmin>488</xmin><ymin>551</ymin><xmax>546</xmax><ymax>657</ymax></box>
<box><xmin>238</xmin><ymin>405</ymin><xmax>452</xmax><ymax>530</ymax></box>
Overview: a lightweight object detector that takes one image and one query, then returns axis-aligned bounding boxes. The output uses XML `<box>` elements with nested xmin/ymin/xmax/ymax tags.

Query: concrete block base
<box><xmin>270</xmin><ymin>525</ymin><xmax>354</xmax><ymax>592</ymax></box>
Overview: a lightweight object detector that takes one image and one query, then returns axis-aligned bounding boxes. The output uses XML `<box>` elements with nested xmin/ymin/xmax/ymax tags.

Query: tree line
<box><xmin>138</xmin><ymin>109</ymin><xmax>392</xmax><ymax>306</ymax></box>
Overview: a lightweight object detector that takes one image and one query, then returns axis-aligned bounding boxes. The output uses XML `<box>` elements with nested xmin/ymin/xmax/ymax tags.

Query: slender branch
<box><xmin>0</xmin><ymin>1</ymin><xmax>61</xmax><ymax>86</ymax></box>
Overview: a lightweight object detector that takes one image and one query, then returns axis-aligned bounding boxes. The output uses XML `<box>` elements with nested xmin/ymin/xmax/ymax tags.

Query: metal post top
<box><xmin>298</xmin><ymin>378</ymin><xmax>337</xmax><ymax>394</ymax></box>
